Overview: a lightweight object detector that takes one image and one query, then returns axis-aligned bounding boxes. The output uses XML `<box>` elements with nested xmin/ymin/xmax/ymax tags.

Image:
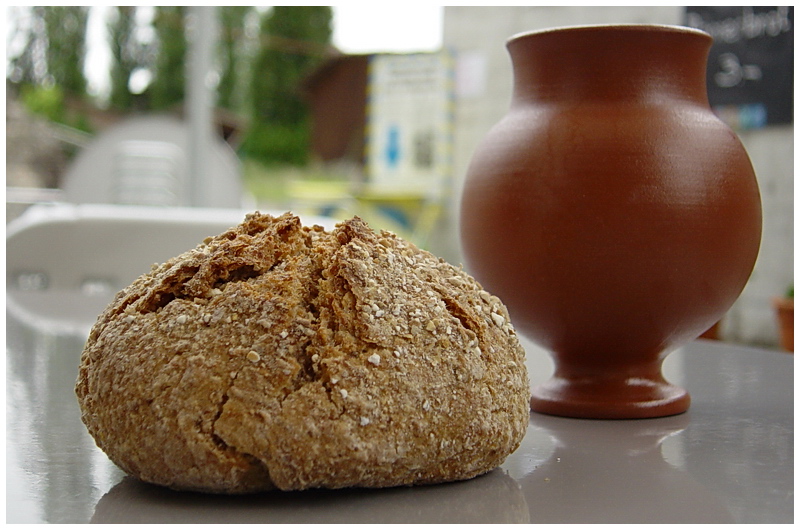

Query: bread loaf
<box><xmin>76</xmin><ymin>212</ymin><xmax>529</xmax><ymax>493</ymax></box>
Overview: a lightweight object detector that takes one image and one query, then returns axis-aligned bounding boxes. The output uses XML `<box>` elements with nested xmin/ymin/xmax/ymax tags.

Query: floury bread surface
<box><xmin>76</xmin><ymin>212</ymin><xmax>530</xmax><ymax>493</ymax></box>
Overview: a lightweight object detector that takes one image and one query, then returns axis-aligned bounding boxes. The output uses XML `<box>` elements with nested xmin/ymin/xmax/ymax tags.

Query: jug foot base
<box><xmin>530</xmin><ymin>375</ymin><xmax>690</xmax><ymax>419</ymax></box>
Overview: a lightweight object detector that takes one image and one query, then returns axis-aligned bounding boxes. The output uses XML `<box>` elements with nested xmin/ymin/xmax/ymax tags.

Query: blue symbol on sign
<box><xmin>739</xmin><ymin>103</ymin><xmax>767</xmax><ymax>130</ymax></box>
<box><xmin>385</xmin><ymin>125</ymin><xmax>400</xmax><ymax>168</ymax></box>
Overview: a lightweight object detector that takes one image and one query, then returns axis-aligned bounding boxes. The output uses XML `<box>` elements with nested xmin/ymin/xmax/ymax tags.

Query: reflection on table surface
<box><xmin>6</xmin><ymin>300</ymin><xmax>793</xmax><ymax>524</ymax></box>
<box><xmin>92</xmin><ymin>469</ymin><xmax>527</xmax><ymax>524</ymax></box>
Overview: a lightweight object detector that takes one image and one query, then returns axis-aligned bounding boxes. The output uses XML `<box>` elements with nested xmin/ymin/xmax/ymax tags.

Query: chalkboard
<box><xmin>684</xmin><ymin>6</ymin><xmax>793</xmax><ymax>129</ymax></box>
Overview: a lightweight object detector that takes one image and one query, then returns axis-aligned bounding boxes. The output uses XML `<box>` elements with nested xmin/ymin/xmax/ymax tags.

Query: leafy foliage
<box><xmin>241</xmin><ymin>121</ymin><xmax>311</xmax><ymax>167</ymax></box>
<box><xmin>43</xmin><ymin>7</ymin><xmax>89</xmax><ymax>94</ymax></box>
<box><xmin>20</xmin><ymin>84</ymin><xmax>65</xmax><ymax>123</ymax></box>
<box><xmin>8</xmin><ymin>6</ymin><xmax>89</xmax><ymax>95</ymax></box>
<box><xmin>108</xmin><ymin>7</ymin><xmax>148</xmax><ymax>109</ymax></box>
<box><xmin>149</xmin><ymin>6</ymin><xmax>187</xmax><ymax>110</ymax></box>
<box><xmin>8</xmin><ymin>6</ymin><xmax>333</xmax><ymax>167</ymax></box>
<box><xmin>217</xmin><ymin>6</ymin><xmax>252</xmax><ymax>112</ymax></box>
<box><xmin>243</xmin><ymin>7</ymin><xmax>333</xmax><ymax>165</ymax></box>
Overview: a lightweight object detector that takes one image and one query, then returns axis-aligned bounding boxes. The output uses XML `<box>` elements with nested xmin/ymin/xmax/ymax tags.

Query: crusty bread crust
<box><xmin>76</xmin><ymin>212</ymin><xmax>529</xmax><ymax>493</ymax></box>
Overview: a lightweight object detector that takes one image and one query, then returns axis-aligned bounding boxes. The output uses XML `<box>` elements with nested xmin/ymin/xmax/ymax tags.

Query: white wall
<box><xmin>439</xmin><ymin>6</ymin><xmax>793</xmax><ymax>347</ymax></box>
<box><xmin>726</xmin><ymin>126</ymin><xmax>794</xmax><ymax>345</ymax></box>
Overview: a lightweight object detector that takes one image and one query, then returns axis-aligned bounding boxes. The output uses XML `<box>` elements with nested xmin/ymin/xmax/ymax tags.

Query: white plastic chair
<box><xmin>6</xmin><ymin>203</ymin><xmax>335</xmax><ymax>335</ymax></box>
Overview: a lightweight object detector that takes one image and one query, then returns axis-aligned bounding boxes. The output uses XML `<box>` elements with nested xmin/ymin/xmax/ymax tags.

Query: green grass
<box><xmin>239</xmin><ymin>159</ymin><xmax>444</xmax><ymax>249</ymax></box>
<box><xmin>241</xmin><ymin>159</ymin><xmax>354</xmax><ymax>211</ymax></box>
<box><xmin>241</xmin><ymin>160</ymin><xmax>290</xmax><ymax>207</ymax></box>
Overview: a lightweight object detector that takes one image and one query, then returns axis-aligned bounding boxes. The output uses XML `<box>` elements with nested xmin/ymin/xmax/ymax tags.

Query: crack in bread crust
<box><xmin>76</xmin><ymin>212</ymin><xmax>530</xmax><ymax>493</ymax></box>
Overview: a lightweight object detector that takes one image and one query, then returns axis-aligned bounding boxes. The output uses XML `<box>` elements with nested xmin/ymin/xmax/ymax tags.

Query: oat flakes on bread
<box><xmin>76</xmin><ymin>212</ymin><xmax>530</xmax><ymax>493</ymax></box>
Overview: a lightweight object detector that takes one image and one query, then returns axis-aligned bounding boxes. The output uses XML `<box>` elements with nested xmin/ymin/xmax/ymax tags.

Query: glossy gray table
<box><xmin>6</xmin><ymin>301</ymin><xmax>793</xmax><ymax>523</ymax></box>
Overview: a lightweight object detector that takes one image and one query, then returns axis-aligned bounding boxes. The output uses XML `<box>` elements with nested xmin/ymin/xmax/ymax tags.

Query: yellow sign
<box><xmin>366</xmin><ymin>52</ymin><xmax>454</xmax><ymax>199</ymax></box>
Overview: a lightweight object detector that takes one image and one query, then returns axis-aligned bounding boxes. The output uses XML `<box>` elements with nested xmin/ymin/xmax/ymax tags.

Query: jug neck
<box><xmin>507</xmin><ymin>25</ymin><xmax>713</xmax><ymax>106</ymax></box>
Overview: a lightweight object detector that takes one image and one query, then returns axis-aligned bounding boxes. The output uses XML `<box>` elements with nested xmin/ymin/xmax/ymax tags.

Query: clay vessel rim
<box><xmin>507</xmin><ymin>23</ymin><xmax>711</xmax><ymax>46</ymax></box>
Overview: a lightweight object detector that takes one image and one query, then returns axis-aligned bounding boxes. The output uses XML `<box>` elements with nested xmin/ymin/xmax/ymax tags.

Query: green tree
<box><xmin>7</xmin><ymin>7</ymin><xmax>46</xmax><ymax>87</ymax></box>
<box><xmin>108</xmin><ymin>6</ymin><xmax>144</xmax><ymax>110</ymax></box>
<box><xmin>217</xmin><ymin>6</ymin><xmax>252</xmax><ymax>112</ymax></box>
<box><xmin>42</xmin><ymin>6</ymin><xmax>89</xmax><ymax>96</ymax></box>
<box><xmin>20</xmin><ymin>84</ymin><xmax>65</xmax><ymax>123</ymax></box>
<box><xmin>243</xmin><ymin>6</ymin><xmax>333</xmax><ymax>165</ymax></box>
<box><xmin>8</xmin><ymin>6</ymin><xmax>88</xmax><ymax>96</ymax></box>
<box><xmin>7</xmin><ymin>6</ymin><xmax>92</xmax><ymax>133</ymax></box>
<box><xmin>150</xmin><ymin>6</ymin><xmax>187</xmax><ymax>110</ymax></box>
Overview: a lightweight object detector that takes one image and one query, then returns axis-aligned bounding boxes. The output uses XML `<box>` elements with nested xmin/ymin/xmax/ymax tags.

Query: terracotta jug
<box><xmin>460</xmin><ymin>25</ymin><xmax>762</xmax><ymax>419</ymax></box>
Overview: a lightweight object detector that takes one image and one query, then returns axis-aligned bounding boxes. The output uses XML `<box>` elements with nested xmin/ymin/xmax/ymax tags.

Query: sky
<box><xmin>6</xmin><ymin>6</ymin><xmax>444</xmax><ymax>102</ymax></box>
<box><xmin>332</xmin><ymin>5</ymin><xmax>443</xmax><ymax>54</ymax></box>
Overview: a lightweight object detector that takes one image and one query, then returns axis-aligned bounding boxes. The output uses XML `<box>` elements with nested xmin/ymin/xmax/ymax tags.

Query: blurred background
<box><xmin>5</xmin><ymin>6</ymin><xmax>793</xmax><ymax>349</ymax></box>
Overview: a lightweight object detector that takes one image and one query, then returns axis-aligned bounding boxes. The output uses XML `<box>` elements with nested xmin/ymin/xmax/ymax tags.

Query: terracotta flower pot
<box><xmin>773</xmin><ymin>297</ymin><xmax>793</xmax><ymax>352</ymax></box>
<box><xmin>460</xmin><ymin>25</ymin><xmax>762</xmax><ymax>419</ymax></box>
